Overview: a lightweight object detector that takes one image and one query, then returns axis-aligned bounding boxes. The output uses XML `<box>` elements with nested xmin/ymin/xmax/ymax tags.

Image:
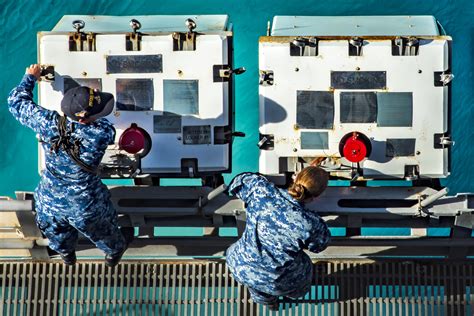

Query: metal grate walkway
<box><xmin>1</xmin><ymin>260</ymin><xmax>473</xmax><ymax>315</ymax></box>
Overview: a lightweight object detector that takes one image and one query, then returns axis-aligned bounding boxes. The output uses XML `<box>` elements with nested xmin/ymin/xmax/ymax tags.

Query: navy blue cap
<box><xmin>61</xmin><ymin>86</ymin><xmax>114</xmax><ymax>121</ymax></box>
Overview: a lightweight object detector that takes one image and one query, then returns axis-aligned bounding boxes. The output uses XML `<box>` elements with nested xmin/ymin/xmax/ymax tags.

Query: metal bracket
<box><xmin>68</xmin><ymin>20</ymin><xmax>96</xmax><ymax>51</ymax></box>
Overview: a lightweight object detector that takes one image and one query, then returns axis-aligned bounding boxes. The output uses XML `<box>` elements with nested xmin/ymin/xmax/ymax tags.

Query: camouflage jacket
<box><xmin>8</xmin><ymin>74</ymin><xmax>115</xmax><ymax>215</ymax></box>
<box><xmin>226</xmin><ymin>172</ymin><xmax>331</xmax><ymax>294</ymax></box>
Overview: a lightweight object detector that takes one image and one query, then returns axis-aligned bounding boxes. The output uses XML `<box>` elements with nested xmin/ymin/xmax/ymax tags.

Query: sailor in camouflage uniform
<box><xmin>7</xmin><ymin>64</ymin><xmax>128</xmax><ymax>266</ymax></box>
<box><xmin>226</xmin><ymin>167</ymin><xmax>330</xmax><ymax>306</ymax></box>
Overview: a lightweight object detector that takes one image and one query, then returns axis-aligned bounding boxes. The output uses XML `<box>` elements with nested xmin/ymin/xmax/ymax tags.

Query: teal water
<box><xmin>0</xmin><ymin>0</ymin><xmax>473</xmax><ymax>196</ymax></box>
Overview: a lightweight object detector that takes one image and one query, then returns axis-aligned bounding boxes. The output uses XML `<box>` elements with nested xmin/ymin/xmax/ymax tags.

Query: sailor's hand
<box><xmin>26</xmin><ymin>64</ymin><xmax>41</xmax><ymax>80</ymax></box>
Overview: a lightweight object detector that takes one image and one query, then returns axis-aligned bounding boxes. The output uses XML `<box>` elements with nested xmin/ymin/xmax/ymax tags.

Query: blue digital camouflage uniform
<box><xmin>226</xmin><ymin>172</ymin><xmax>330</xmax><ymax>304</ymax></box>
<box><xmin>7</xmin><ymin>74</ymin><xmax>126</xmax><ymax>256</ymax></box>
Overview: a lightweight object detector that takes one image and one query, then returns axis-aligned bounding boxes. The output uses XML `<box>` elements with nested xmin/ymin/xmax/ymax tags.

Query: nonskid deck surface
<box><xmin>0</xmin><ymin>260</ymin><xmax>473</xmax><ymax>315</ymax></box>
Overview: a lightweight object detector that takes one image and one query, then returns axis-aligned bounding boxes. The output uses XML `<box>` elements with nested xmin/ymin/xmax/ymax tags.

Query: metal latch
<box><xmin>290</xmin><ymin>37</ymin><xmax>318</xmax><ymax>56</ymax></box>
<box><xmin>214</xmin><ymin>126</ymin><xmax>246</xmax><ymax>144</ymax></box>
<box><xmin>40</xmin><ymin>65</ymin><xmax>55</xmax><ymax>81</ymax></box>
<box><xmin>173</xmin><ymin>18</ymin><xmax>197</xmax><ymax>51</ymax></box>
<box><xmin>220</xmin><ymin>67</ymin><xmax>246</xmax><ymax>78</ymax></box>
<box><xmin>392</xmin><ymin>36</ymin><xmax>419</xmax><ymax>56</ymax></box>
<box><xmin>126</xmin><ymin>19</ymin><xmax>142</xmax><ymax>51</ymax></box>
<box><xmin>434</xmin><ymin>71</ymin><xmax>454</xmax><ymax>86</ymax></box>
<box><xmin>68</xmin><ymin>20</ymin><xmax>96</xmax><ymax>52</ymax></box>
<box><xmin>213</xmin><ymin>65</ymin><xmax>246</xmax><ymax>82</ymax></box>
<box><xmin>434</xmin><ymin>133</ymin><xmax>454</xmax><ymax>149</ymax></box>
<box><xmin>259</xmin><ymin>70</ymin><xmax>274</xmax><ymax>86</ymax></box>
<box><xmin>349</xmin><ymin>37</ymin><xmax>364</xmax><ymax>56</ymax></box>
<box><xmin>258</xmin><ymin>134</ymin><xmax>274</xmax><ymax>150</ymax></box>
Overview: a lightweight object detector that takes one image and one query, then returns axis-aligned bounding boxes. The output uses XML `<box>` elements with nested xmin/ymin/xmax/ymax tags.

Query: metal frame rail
<box><xmin>0</xmin><ymin>186</ymin><xmax>473</xmax><ymax>259</ymax></box>
<box><xmin>0</xmin><ymin>260</ymin><xmax>473</xmax><ymax>316</ymax></box>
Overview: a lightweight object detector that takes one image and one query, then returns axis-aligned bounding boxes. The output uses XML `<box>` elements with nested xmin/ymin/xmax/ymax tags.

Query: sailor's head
<box><xmin>61</xmin><ymin>87</ymin><xmax>114</xmax><ymax>123</ymax></box>
<box><xmin>288</xmin><ymin>166</ymin><xmax>329</xmax><ymax>203</ymax></box>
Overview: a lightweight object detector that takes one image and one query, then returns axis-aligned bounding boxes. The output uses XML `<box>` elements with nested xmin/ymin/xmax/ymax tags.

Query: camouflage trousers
<box><xmin>34</xmin><ymin>200</ymin><xmax>126</xmax><ymax>256</ymax></box>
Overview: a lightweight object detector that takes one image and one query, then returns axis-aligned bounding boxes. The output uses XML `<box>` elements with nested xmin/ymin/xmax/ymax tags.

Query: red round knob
<box><xmin>342</xmin><ymin>133</ymin><xmax>368</xmax><ymax>163</ymax></box>
<box><xmin>119</xmin><ymin>123</ymin><xmax>146</xmax><ymax>154</ymax></box>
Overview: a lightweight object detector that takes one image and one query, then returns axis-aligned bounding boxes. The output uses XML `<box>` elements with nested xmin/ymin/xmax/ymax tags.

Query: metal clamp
<box><xmin>126</xmin><ymin>19</ymin><xmax>142</xmax><ymax>51</ymax></box>
<box><xmin>173</xmin><ymin>18</ymin><xmax>198</xmax><ymax>51</ymax></box>
<box><xmin>290</xmin><ymin>37</ymin><xmax>318</xmax><ymax>56</ymax></box>
<box><xmin>69</xmin><ymin>19</ymin><xmax>95</xmax><ymax>51</ymax></box>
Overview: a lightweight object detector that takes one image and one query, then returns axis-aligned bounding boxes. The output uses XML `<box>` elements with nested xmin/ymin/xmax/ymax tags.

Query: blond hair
<box><xmin>288</xmin><ymin>166</ymin><xmax>329</xmax><ymax>202</ymax></box>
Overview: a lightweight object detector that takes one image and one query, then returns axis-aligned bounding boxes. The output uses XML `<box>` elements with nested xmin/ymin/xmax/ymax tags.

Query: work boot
<box><xmin>105</xmin><ymin>247</ymin><xmax>127</xmax><ymax>267</ymax></box>
<box><xmin>60</xmin><ymin>252</ymin><xmax>77</xmax><ymax>265</ymax></box>
<box><xmin>105</xmin><ymin>227</ymin><xmax>134</xmax><ymax>267</ymax></box>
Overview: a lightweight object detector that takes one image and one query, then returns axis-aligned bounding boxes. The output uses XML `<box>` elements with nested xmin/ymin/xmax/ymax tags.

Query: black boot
<box><xmin>105</xmin><ymin>248</ymin><xmax>127</xmax><ymax>267</ymax></box>
<box><xmin>60</xmin><ymin>252</ymin><xmax>77</xmax><ymax>265</ymax></box>
<box><xmin>105</xmin><ymin>227</ymin><xmax>134</xmax><ymax>267</ymax></box>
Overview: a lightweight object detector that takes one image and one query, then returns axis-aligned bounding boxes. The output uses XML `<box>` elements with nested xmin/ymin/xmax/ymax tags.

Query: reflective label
<box><xmin>183</xmin><ymin>125</ymin><xmax>211</xmax><ymax>145</ymax></box>
<box><xmin>331</xmin><ymin>71</ymin><xmax>386</xmax><ymax>89</ymax></box>
<box><xmin>377</xmin><ymin>92</ymin><xmax>413</xmax><ymax>127</ymax></box>
<box><xmin>116</xmin><ymin>79</ymin><xmax>154</xmax><ymax>111</ymax></box>
<box><xmin>164</xmin><ymin>80</ymin><xmax>199</xmax><ymax>115</ymax></box>
<box><xmin>297</xmin><ymin>91</ymin><xmax>334</xmax><ymax>129</ymax></box>
<box><xmin>154</xmin><ymin>114</ymin><xmax>182</xmax><ymax>133</ymax></box>
<box><xmin>301</xmin><ymin>132</ymin><xmax>329</xmax><ymax>149</ymax></box>
<box><xmin>340</xmin><ymin>92</ymin><xmax>377</xmax><ymax>123</ymax></box>
<box><xmin>106</xmin><ymin>55</ymin><xmax>163</xmax><ymax>73</ymax></box>
<box><xmin>386</xmin><ymin>139</ymin><xmax>416</xmax><ymax>157</ymax></box>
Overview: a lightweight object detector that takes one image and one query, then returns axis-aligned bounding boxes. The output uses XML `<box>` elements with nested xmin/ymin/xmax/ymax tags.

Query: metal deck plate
<box><xmin>1</xmin><ymin>260</ymin><xmax>473</xmax><ymax>315</ymax></box>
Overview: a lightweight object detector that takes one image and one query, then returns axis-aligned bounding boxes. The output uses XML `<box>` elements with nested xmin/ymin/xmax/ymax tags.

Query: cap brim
<box><xmin>87</xmin><ymin>91</ymin><xmax>115</xmax><ymax>120</ymax></box>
